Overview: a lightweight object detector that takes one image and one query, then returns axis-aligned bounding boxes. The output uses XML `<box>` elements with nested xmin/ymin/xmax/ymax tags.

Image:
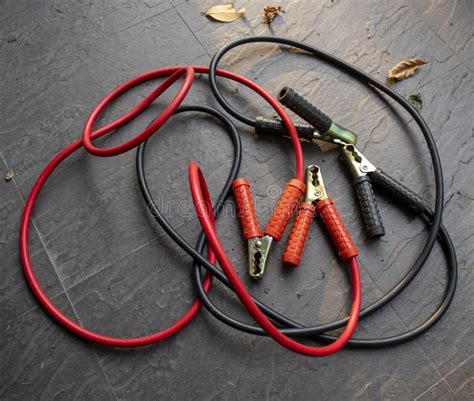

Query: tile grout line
<box><xmin>102</xmin><ymin>6</ymin><xmax>174</xmax><ymax>40</ymax></box>
<box><xmin>6</xmin><ymin>171</ymin><xmax>83</xmax><ymax>324</ymax></box>
<box><xmin>92</xmin><ymin>352</ymin><xmax>121</xmax><ymax>401</ymax></box>
<box><xmin>439</xmin><ymin>353</ymin><xmax>474</xmax><ymax>389</ymax></box>
<box><xmin>170</xmin><ymin>4</ymin><xmax>212</xmax><ymax>59</ymax></box>
<box><xmin>414</xmin><ymin>376</ymin><xmax>454</xmax><ymax>401</ymax></box>
<box><xmin>415</xmin><ymin>354</ymin><xmax>474</xmax><ymax>401</ymax></box>
<box><xmin>64</xmin><ymin>235</ymin><xmax>160</xmax><ymax>291</ymax></box>
<box><xmin>422</xmin><ymin>21</ymin><xmax>467</xmax><ymax>66</ymax></box>
<box><xmin>14</xmin><ymin>290</ymin><xmax>66</xmax><ymax>321</ymax></box>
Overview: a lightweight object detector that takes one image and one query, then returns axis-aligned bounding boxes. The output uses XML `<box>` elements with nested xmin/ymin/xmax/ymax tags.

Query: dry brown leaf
<box><xmin>4</xmin><ymin>167</ymin><xmax>14</xmax><ymax>181</ymax></box>
<box><xmin>387</xmin><ymin>59</ymin><xmax>428</xmax><ymax>83</ymax></box>
<box><xmin>264</xmin><ymin>5</ymin><xmax>284</xmax><ymax>24</ymax></box>
<box><xmin>204</xmin><ymin>3</ymin><xmax>245</xmax><ymax>22</ymax></box>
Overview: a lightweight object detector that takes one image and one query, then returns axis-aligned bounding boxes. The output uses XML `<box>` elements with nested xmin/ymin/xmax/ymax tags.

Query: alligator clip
<box><xmin>274</xmin><ymin>86</ymin><xmax>387</xmax><ymax>238</ymax></box>
<box><xmin>232</xmin><ymin>177</ymin><xmax>305</xmax><ymax>279</ymax></box>
<box><xmin>339</xmin><ymin>143</ymin><xmax>427</xmax><ymax>219</ymax></box>
<box><xmin>255</xmin><ymin>87</ymin><xmax>428</xmax><ymax>237</ymax></box>
<box><xmin>283</xmin><ymin>165</ymin><xmax>358</xmax><ymax>267</ymax></box>
<box><xmin>340</xmin><ymin>144</ymin><xmax>376</xmax><ymax>177</ymax></box>
<box><xmin>282</xmin><ymin>166</ymin><xmax>324</xmax><ymax>267</ymax></box>
<box><xmin>232</xmin><ymin>179</ymin><xmax>273</xmax><ymax>279</ymax></box>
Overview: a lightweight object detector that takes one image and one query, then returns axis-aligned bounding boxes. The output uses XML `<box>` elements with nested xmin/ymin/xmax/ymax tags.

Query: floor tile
<box><xmin>409</xmin><ymin>0</ymin><xmax>473</xmax><ymax>62</ymax></box>
<box><xmin>0</xmin><ymin>294</ymin><xmax>116</xmax><ymax>401</ymax></box>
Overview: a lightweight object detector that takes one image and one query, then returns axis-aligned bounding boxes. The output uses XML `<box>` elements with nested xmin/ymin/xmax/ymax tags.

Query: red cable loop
<box><xmin>188</xmin><ymin>162</ymin><xmax>361</xmax><ymax>356</ymax></box>
<box><xmin>20</xmin><ymin>66</ymin><xmax>305</xmax><ymax>347</ymax></box>
<box><xmin>82</xmin><ymin>66</ymin><xmax>194</xmax><ymax>157</ymax></box>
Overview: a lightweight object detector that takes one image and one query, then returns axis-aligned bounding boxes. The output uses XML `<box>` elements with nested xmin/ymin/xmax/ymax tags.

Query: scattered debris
<box><xmin>204</xmin><ymin>3</ymin><xmax>245</xmax><ymax>22</ymax></box>
<box><xmin>314</xmin><ymin>139</ymin><xmax>338</xmax><ymax>152</ymax></box>
<box><xmin>264</xmin><ymin>5</ymin><xmax>284</xmax><ymax>24</ymax></box>
<box><xmin>264</xmin><ymin>288</ymin><xmax>270</xmax><ymax>294</ymax></box>
<box><xmin>318</xmin><ymin>267</ymin><xmax>326</xmax><ymax>281</ymax></box>
<box><xmin>387</xmin><ymin>59</ymin><xmax>428</xmax><ymax>83</ymax></box>
<box><xmin>4</xmin><ymin>167</ymin><xmax>14</xmax><ymax>181</ymax></box>
<box><xmin>407</xmin><ymin>92</ymin><xmax>423</xmax><ymax>111</ymax></box>
<box><xmin>53</xmin><ymin>5</ymin><xmax>64</xmax><ymax>14</ymax></box>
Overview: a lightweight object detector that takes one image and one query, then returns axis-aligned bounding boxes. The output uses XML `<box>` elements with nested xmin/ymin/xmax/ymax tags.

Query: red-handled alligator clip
<box><xmin>283</xmin><ymin>165</ymin><xmax>358</xmax><ymax>267</ymax></box>
<box><xmin>232</xmin><ymin>178</ymin><xmax>305</xmax><ymax>279</ymax></box>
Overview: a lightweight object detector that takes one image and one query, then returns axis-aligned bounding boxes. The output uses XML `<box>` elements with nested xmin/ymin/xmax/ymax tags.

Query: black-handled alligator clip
<box><xmin>255</xmin><ymin>87</ymin><xmax>428</xmax><ymax>238</ymax></box>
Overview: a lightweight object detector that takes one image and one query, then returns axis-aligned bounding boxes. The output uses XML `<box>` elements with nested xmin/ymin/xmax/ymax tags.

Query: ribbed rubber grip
<box><xmin>277</xmin><ymin>87</ymin><xmax>332</xmax><ymax>133</ymax></box>
<box><xmin>255</xmin><ymin>116</ymin><xmax>315</xmax><ymax>141</ymax></box>
<box><xmin>264</xmin><ymin>179</ymin><xmax>306</xmax><ymax>241</ymax></box>
<box><xmin>369</xmin><ymin>169</ymin><xmax>427</xmax><ymax>215</ymax></box>
<box><xmin>316</xmin><ymin>198</ymin><xmax>358</xmax><ymax>262</ymax></box>
<box><xmin>282</xmin><ymin>202</ymin><xmax>316</xmax><ymax>267</ymax></box>
<box><xmin>353</xmin><ymin>176</ymin><xmax>385</xmax><ymax>238</ymax></box>
<box><xmin>232</xmin><ymin>178</ymin><xmax>262</xmax><ymax>240</ymax></box>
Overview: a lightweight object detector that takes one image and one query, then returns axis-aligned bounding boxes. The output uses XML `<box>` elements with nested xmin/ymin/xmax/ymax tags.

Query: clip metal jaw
<box><xmin>247</xmin><ymin>235</ymin><xmax>273</xmax><ymax>279</ymax></box>
<box><xmin>305</xmin><ymin>165</ymin><xmax>328</xmax><ymax>203</ymax></box>
<box><xmin>340</xmin><ymin>144</ymin><xmax>376</xmax><ymax>178</ymax></box>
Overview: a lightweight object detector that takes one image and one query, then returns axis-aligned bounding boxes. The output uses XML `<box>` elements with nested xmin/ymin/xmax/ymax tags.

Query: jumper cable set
<box><xmin>20</xmin><ymin>36</ymin><xmax>457</xmax><ymax>356</ymax></box>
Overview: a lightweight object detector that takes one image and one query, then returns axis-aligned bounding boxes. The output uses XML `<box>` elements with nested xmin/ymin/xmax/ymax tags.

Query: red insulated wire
<box><xmin>189</xmin><ymin>163</ymin><xmax>361</xmax><ymax>357</ymax></box>
<box><xmin>20</xmin><ymin>66</ymin><xmax>304</xmax><ymax>347</ymax></box>
<box><xmin>82</xmin><ymin>67</ymin><xmax>194</xmax><ymax>157</ymax></box>
<box><xmin>79</xmin><ymin>65</ymin><xmax>305</xmax><ymax>180</ymax></box>
<box><xmin>20</xmin><ymin>137</ymin><xmax>214</xmax><ymax>347</ymax></box>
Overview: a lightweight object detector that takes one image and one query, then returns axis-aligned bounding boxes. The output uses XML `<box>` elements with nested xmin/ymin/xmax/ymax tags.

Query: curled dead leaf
<box><xmin>204</xmin><ymin>3</ymin><xmax>245</xmax><ymax>23</ymax></box>
<box><xmin>264</xmin><ymin>5</ymin><xmax>284</xmax><ymax>24</ymax></box>
<box><xmin>387</xmin><ymin>59</ymin><xmax>428</xmax><ymax>83</ymax></box>
<box><xmin>4</xmin><ymin>167</ymin><xmax>14</xmax><ymax>181</ymax></box>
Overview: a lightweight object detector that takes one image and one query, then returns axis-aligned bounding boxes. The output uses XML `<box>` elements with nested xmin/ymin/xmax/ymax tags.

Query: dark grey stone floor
<box><xmin>1</xmin><ymin>1</ymin><xmax>473</xmax><ymax>400</ymax></box>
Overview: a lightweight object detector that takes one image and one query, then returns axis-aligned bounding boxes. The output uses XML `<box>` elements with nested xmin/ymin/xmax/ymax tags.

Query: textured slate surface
<box><xmin>1</xmin><ymin>0</ymin><xmax>473</xmax><ymax>400</ymax></box>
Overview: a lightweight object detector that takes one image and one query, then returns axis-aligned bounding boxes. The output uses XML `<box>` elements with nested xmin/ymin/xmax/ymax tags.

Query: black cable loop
<box><xmin>136</xmin><ymin>36</ymin><xmax>456</xmax><ymax>347</ymax></box>
<box><xmin>137</xmin><ymin>118</ymin><xmax>456</xmax><ymax>347</ymax></box>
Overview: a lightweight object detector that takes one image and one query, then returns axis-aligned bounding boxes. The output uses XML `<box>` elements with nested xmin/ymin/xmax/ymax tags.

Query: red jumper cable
<box><xmin>19</xmin><ymin>65</ymin><xmax>311</xmax><ymax>348</ymax></box>
<box><xmin>189</xmin><ymin>163</ymin><xmax>361</xmax><ymax>357</ymax></box>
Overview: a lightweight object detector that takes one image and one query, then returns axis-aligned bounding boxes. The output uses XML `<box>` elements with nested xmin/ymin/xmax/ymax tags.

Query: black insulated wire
<box><xmin>136</xmin><ymin>110</ymin><xmax>457</xmax><ymax>348</ymax></box>
<box><xmin>208</xmin><ymin>37</ymin><xmax>444</xmax><ymax>284</ymax></box>
<box><xmin>136</xmin><ymin>36</ymin><xmax>456</xmax><ymax>347</ymax></box>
